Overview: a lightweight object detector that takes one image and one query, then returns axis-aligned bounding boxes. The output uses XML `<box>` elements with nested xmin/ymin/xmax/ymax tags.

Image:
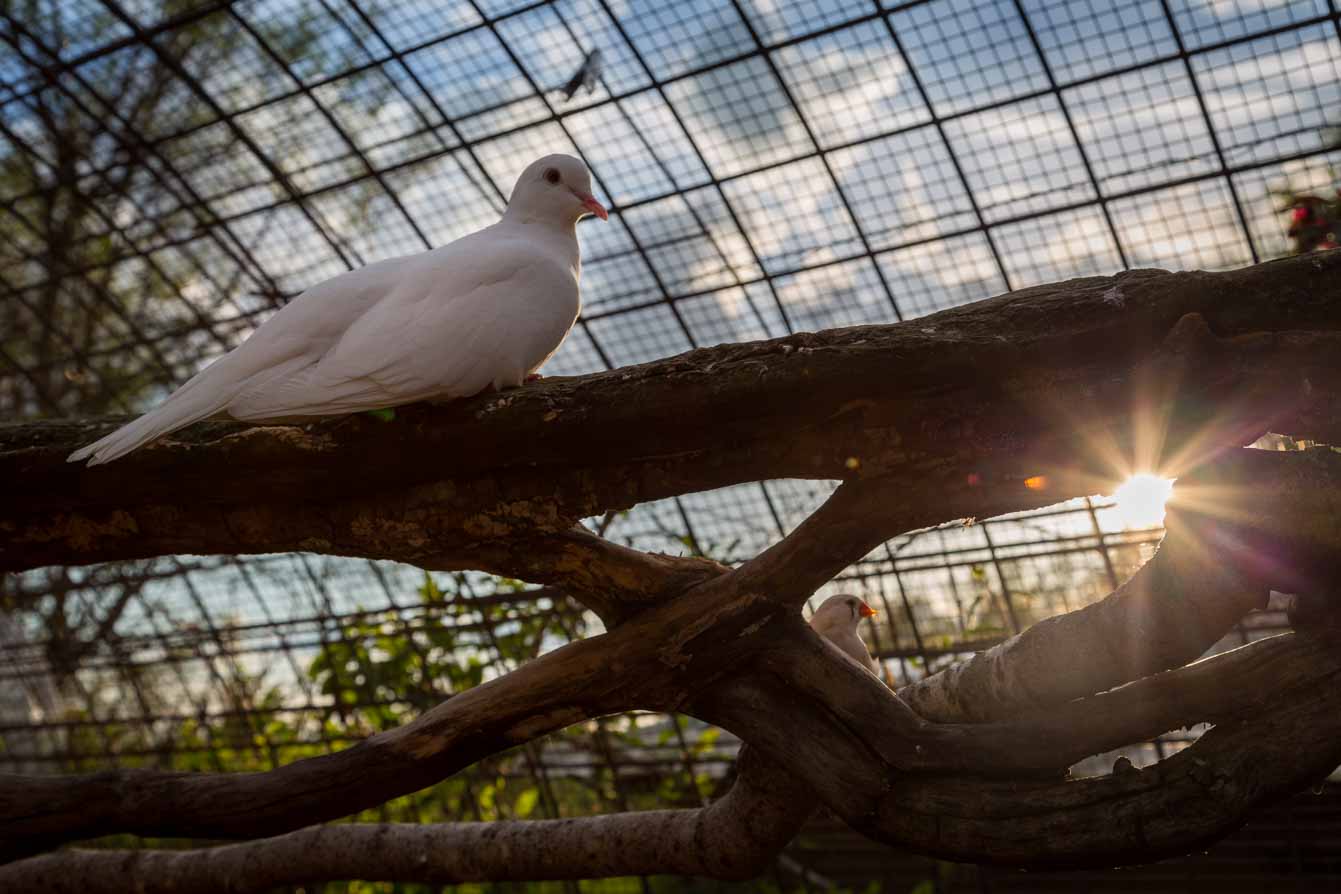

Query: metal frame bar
<box><xmin>14</xmin><ymin>7</ymin><xmax>1334</xmax><ymax>291</ymax></box>
<box><xmin>1155</xmin><ymin>0</ymin><xmax>1262</xmax><ymax>264</ymax></box>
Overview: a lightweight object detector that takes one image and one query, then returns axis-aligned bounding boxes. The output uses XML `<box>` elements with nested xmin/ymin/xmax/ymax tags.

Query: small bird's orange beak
<box><xmin>858</xmin><ymin>602</ymin><xmax>878</xmax><ymax>618</ymax></box>
<box><xmin>578</xmin><ymin>192</ymin><xmax>608</xmax><ymax>220</ymax></box>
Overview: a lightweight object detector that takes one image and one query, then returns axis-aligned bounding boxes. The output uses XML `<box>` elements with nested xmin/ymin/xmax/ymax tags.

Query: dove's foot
<box><xmin>525</xmin><ymin>373</ymin><xmax>543</xmax><ymax>383</ymax></box>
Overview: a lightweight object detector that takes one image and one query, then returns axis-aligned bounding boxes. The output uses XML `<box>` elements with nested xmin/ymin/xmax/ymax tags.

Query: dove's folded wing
<box><xmin>228</xmin><ymin>251</ymin><xmax>578</xmax><ymax>422</ymax></box>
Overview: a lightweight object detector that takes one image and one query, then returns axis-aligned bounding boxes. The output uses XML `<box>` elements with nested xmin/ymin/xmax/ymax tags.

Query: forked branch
<box><xmin>3</xmin><ymin>256</ymin><xmax>1340</xmax><ymax>884</ymax></box>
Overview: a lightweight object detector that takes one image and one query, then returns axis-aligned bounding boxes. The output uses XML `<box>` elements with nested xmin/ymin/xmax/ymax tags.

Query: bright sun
<box><xmin>1111</xmin><ymin>473</ymin><xmax>1175</xmax><ymax>528</ymax></box>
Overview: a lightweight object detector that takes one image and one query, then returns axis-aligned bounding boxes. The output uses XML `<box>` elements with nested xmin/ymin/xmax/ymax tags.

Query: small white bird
<box><xmin>809</xmin><ymin>594</ymin><xmax>879</xmax><ymax>673</ymax></box>
<box><xmin>68</xmin><ymin>154</ymin><xmax>608</xmax><ymax>465</ymax></box>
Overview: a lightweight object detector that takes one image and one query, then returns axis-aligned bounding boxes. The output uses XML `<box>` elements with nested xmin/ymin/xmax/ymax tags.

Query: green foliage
<box><xmin>26</xmin><ymin>560</ymin><xmax>734</xmax><ymax>886</ymax></box>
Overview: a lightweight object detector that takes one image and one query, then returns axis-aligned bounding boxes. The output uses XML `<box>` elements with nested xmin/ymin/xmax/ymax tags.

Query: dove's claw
<box><xmin>525</xmin><ymin>373</ymin><xmax>543</xmax><ymax>383</ymax></box>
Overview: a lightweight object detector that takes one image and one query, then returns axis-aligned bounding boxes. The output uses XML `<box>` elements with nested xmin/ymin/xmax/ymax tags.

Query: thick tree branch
<box><xmin>898</xmin><ymin>447</ymin><xmax>1341</xmax><ymax>722</ymax></box>
<box><xmin>875</xmin><ymin>637</ymin><xmax>1341</xmax><ymax>868</ymax></box>
<box><xmin>4</xmin><ymin>254</ymin><xmax>1341</xmax><ymax>572</ymax></box>
<box><xmin>3</xmin><ymin>256</ymin><xmax>1341</xmax><ymax>884</ymax></box>
<box><xmin>5</xmin><ymin>447</ymin><xmax>1338</xmax><ymax>864</ymax></box>
<box><xmin>703</xmin><ymin>627</ymin><xmax>1341</xmax><ymax>867</ymax></box>
<box><xmin>728</xmin><ymin>465</ymin><xmax>1099</xmax><ymax>610</ymax></box>
<box><xmin>0</xmin><ymin>561</ymin><xmax>795</xmax><ymax>859</ymax></box>
<box><xmin>0</xmin><ymin>748</ymin><xmax>811</xmax><ymax>892</ymax></box>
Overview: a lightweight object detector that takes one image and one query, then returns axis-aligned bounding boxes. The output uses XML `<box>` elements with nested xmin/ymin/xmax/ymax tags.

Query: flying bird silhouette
<box><xmin>69</xmin><ymin>154</ymin><xmax>608</xmax><ymax>465</ymax></box>
<box><xmin>560</xmin><ymin>49</ymin><xmax>603</xmax><ymax>101</ymax></box>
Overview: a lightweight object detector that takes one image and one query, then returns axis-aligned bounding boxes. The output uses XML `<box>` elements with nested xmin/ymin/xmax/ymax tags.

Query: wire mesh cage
<box><xmin>3</xmin><ymin>0</ymin><xmax>1340</xmax><ymax>890</ymax></box>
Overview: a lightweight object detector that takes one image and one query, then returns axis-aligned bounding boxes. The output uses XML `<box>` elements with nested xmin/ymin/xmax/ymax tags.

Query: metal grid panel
<box><xmin>3</xmin><ymin>0</ymin><xmax>1339</xmax><ymax>886</ymax></box>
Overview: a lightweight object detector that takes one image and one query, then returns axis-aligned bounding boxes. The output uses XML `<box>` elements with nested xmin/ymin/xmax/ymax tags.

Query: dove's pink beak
<box><xmin>578</xmin><ymin>193</ymin><xmax>608</xmax><ymax>221</ymax></box>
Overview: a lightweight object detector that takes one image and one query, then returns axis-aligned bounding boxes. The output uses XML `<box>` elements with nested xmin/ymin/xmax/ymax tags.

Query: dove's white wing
<box><xmin>227</xmin><ymin>233</ymin><xmax>580</xmax><ymax>421</ymax></box>
<box><xmin>65</xmin><ymin>251</ymin><xmax>425</xmax><ymax>465</ymax></box>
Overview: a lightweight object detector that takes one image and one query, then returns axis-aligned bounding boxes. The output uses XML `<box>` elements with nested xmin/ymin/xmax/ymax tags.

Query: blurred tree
<box><xmin>0</xmin><ymin>0</ymin><xmax>383</xmax><ymax>419</ymax></box>
<box><xmin>0</xmin><ymin>0</ymin><xmax>390</xmax><ymax>802</ymax></box>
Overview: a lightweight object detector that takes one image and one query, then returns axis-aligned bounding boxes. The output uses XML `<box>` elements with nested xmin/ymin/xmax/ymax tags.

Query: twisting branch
<box><xmin>0</xmin><ymin>551</ymin><xmax>799</xmax><ymax>859</ymax></box>
<box><xmin>3</xmin><ymin>443</ymin><xmax>1338</xmax><ymax>870</ymax></box>
<box><xmin>700</xmin><ymin>623</ymin><xmax>1341</xmax><ymax>866</ymax></box>
<box><xmin>3</xmin><ymin>257</ymin><xmax>1341</xmax><ymax>885</ymax></box>
<box><xmin>0</xmin><ymin>625</ymin><xmax>643</xmax><ymax>860</ymax></box>
<box><xmin>874</xmin><ymin>635</ymin><xmax>1341</xmax><ymax>867</ymax></box>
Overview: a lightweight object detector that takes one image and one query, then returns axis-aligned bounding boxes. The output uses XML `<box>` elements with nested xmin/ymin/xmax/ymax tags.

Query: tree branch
<box><xmin>726</xmin><ymin>464</ymin><xmax>1100</xmax><ymax>610</ymax></box>
<box><xmin>437</xmin><ymin>525</ymin><xmax>727</xmax><ymax>626</ymax></box>
<box><xmin>4</xmin><ymin>256</ymin><xmax>1341</xmax><ymax>883</ymax></box>
<box><xmin>0</xmin><ymin>557</ymin><xmax>795</xmax><ymax>859</ymax></box>
<box><xmin>0</xmin><ymin>626</ymin><xmax>638</xmax><ymax>859</ymax></box>
<box><xmin>5</xmin><ymin>254</ymin><xmax>1341</xmax><ymax>573</ymax></box>
<box><xmin>874</xmin><ymin>636</ymin><xmax>1341</xmax><ymax>867</ymax></box>
<box><xmin>0</xmin><ymin>748</ymin><xmax>811</xmax><ymax>891</ymax></box>
<box><xmin>703</xmin><ymin>626</ymin><xmax>1341</xmax><ymax>867</ymax></box>
<box><xmin>5</xmin><ymin>446</ymin><xmax>1337</xmax><ymax>863</ymax></box>
<box><xmin>898</xmin><ymin>447</ymin><xmax>1341</xmax><ymax>722</ymax></box>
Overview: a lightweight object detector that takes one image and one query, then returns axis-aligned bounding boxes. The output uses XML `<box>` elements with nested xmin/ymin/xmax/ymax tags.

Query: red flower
<box><xmin>1292</xmin><ymin>206</ymin><xmax>1310</xmax><ymax>223</ymax></box>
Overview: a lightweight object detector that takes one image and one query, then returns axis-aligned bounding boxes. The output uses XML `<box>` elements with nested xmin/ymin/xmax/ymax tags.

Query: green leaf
<box><xmin>420</xmin><ymin>572</ymin><xmax>443</xmax><ymax>603</ymax></box>
<box><xmin>514</xmin><ymin>787</ymin><xmax>540</xmax><ymax>818</ymax></box>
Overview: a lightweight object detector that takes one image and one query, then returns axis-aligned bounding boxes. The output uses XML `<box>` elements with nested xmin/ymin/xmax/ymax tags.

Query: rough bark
<box><xmin>4</xmin><ymin>253</ymin><xmax>1341</xmax><ymax>573</ymax></box>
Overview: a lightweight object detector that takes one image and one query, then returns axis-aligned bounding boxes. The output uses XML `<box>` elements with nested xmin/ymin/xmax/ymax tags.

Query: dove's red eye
<box><xmin>544</xmin><ymin>168</ymin><xmax>560</xmax><ymax>184</ymax></box>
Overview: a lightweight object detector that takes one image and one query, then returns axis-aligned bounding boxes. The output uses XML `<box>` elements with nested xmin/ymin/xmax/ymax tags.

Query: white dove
<box><xmin>68</xmin><ymin>154</ymin><xmax>608</xmax><ymax>465</ymax></box>
<box><xmin>809</xmin><ymin>594</ymin><xmax>879</xmax><ymax>673</ymax></box>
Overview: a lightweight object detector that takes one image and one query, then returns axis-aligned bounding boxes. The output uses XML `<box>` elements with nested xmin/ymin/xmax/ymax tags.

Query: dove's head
<box><xmin>506</xmin><ymin>154</ymin><xmax>608</xmax><ymax>226</ymax></box>
<box><xmin>810</xmin><ymin>594</ymin><xmax>877</xmax><ymax>635</ymax></box>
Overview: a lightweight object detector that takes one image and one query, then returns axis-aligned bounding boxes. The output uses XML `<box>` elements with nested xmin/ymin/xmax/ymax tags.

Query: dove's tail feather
<box><xmin>67</xmin><ymin>353</ymin><xmax>318</xmax><ymax>465</ymax></box>
<box><xmin>67</xmin><ymin>387</ymin><xmax>233</xmax><ymax>466</ymax></box>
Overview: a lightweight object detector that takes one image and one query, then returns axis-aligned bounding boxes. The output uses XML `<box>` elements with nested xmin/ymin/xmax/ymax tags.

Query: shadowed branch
<box><xmin>4</xmin><ymin>254</ymin><xmax>1341</xmax><ymax>573</ymax></box>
